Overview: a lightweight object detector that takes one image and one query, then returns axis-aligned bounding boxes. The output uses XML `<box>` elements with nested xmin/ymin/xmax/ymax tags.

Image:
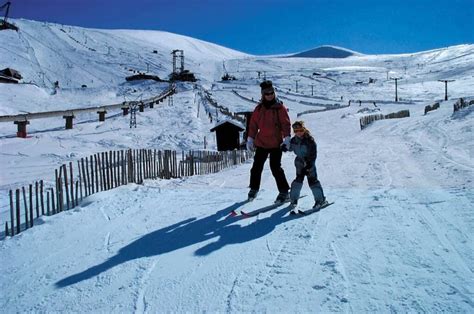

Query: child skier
<box><xmin>282</xmin><ymin>121</ymin><xmax>327</xmax><ymax>209</ymax></box>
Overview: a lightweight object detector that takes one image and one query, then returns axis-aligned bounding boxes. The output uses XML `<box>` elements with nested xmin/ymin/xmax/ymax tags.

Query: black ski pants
<box><xmin>249</xmin><ymin>147</ymin><xmax>289</xmax><ymax>193</ymax></box>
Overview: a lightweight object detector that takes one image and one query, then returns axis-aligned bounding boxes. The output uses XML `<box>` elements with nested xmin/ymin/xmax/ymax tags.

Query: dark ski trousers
<box><xmin>249</xmin><ymin>146</ymin><xmax>290</xmax><ymax>193</ymax></box>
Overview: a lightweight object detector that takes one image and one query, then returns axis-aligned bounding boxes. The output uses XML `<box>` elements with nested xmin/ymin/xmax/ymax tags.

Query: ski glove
<box><xmin>280</xmin><ymin>136</ymin><xmax>291</xmax><ymax>152</ymax></box>
<box><xmin>246</xmin><ymin>137</ymin><xmax>255</xmax><ymax>151</ymax></box>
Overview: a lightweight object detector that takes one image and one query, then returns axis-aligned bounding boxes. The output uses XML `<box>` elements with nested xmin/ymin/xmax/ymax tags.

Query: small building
<box><xmin>0</xmin><ymin>67</ymin><xmax>22</xmax><ymax>84</ymax></box>
<box><xmin>0</xmin><ymin>68</ymin><xmax>22</xmax><ymax>79</ymax></box>
<box><xmin>210</xmin><ymin>120</ymin><xmax>245</xmax><ymax>151</ymax></box>
<box><xmin>125</xmin><ymin>74</ymin><xmax>164</xmax><ymax>82</ymax></box>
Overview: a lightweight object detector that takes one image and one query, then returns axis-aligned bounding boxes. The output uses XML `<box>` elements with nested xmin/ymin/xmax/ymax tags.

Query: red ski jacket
<box><xmin>248</xmin><ymin>100</ymin><xmax>291</xmax><ymax>149</ymax></box>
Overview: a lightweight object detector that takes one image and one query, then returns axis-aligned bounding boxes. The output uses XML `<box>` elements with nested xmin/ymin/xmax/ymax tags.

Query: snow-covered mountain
<box><xmin>0</xmin><ymin>20</ymin><xmax>473</xmax><ymax>312</ymax></box>
<box><xmin>289</xmin><ymin>45</ymin><xmax>362</xmax><ymax>58</ymax></box>
<box><xmin>0</xmin><ymin>19</ymin><xmax>248</xmax><ymax>115</ymax></box>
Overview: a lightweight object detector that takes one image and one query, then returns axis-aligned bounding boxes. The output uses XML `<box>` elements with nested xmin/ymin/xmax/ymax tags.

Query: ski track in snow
<box><xmin>133</xmin><ymin>259</ymin><xmax>158</xmax><ymax>314</ymax></box>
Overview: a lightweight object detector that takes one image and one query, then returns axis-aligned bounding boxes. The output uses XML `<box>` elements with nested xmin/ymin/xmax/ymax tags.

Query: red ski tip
<box><xmin>229</xmin><ymin>210</ymin><xmax>237</xmax><ymax>217</ymax></box>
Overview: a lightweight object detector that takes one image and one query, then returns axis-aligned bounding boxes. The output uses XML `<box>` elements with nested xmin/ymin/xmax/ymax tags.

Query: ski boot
<box><xmin>313</xmin><ymin>197</ymin><xmax>328</xmax><ymax>209</ymax></box>
<box><xmin>248</xmin><ymin>189</ymin><xmax>258</xmax><ymax>201</ymax></box>
<box><xmin>275</xmin><ymin>192</ymin><xmax>290</xmax><ymax>204</ymax></box>
<box><xmin>289</xmin><ymin>199</ymin><xmax>298</xmax><ymax>208</ymax></box>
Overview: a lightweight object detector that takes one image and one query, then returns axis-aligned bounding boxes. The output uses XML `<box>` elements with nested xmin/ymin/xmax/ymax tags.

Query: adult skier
<box><xmin>246</xmin><ymin>80</ymin><xmax>291</xmax><ymax>203</ymax></box>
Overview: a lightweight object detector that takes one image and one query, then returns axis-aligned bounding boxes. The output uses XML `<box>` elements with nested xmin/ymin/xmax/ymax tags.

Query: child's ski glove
<box><xmin>246</xmin><ymin>137</ymin><xmax>255</xmax><ymax>151</ymax></box>
<box><xmin>280</xmin><ymin>136</ymin><xmax>291</xmax><ymax>152</ymax></box>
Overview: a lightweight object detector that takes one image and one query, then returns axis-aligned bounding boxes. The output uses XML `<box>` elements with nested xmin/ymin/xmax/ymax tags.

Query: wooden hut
<box><xmin>0</xmin><ymin>68</ymin><xmax>21</xmax><ymax>83</ymax></box>
<box><xmin>210</xmin><ymin>120</ymin><xmax>244</xmax><ymax>151</ymax></box>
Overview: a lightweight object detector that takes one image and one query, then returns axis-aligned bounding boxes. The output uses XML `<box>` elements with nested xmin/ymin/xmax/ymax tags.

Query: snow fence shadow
<box><xmin>56</xmin><ymin>200</ymin><xmax>296</xmax><ymax>287</ymax></box>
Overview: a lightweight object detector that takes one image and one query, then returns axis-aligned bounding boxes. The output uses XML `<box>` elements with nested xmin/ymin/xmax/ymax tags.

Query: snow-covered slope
<box><xmin>0</xmin><ymin>19</ymin><xmax>248</xmax><ymax>114</ymax></box>
<box><xmin>0</xmin><ymin>98</ymin><xmax>472</xmax><ymax>312</ymax></box>
<box><xmin>0</xmin><ymin>20</ymin><xmax>473</xmax><ymax>312</ymax></box>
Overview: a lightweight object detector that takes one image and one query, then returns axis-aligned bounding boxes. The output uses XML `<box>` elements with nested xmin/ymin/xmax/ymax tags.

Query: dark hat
<box><xmin>260</xmin><ymin>80</ymin><xmax>274</xmax><ymax>94</ymax></box>
<box><xmin>292</xmin><ymin>120</ymin><xmax>305</xmax><ymax>130</ymax></box>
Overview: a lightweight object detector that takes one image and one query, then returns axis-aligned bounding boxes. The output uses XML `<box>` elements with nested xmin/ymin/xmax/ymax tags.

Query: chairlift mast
<box><xmin>0</xmin><ymin>1</ymin><xmax>11</xmax><ymax>24</ymax></box>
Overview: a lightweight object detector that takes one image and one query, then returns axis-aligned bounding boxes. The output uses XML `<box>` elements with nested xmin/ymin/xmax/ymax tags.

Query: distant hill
<box><xmin>289</xmin><ymin>45</ymin><xmax>362</xmax><ymax>58</ymax></box>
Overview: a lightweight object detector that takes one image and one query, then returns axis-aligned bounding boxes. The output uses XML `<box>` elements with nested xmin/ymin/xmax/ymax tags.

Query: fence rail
<box><xmin>2</xmin><ymin>148</ymin><xmax>253</xmax><ymax>239</ymax></box>
<box><xmin>0</xmin><ymin>87</ymin><xmax>175</xmax><ymax>123</ymax></box>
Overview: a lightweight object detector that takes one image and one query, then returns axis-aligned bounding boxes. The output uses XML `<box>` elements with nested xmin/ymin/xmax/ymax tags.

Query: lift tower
<box><xmin>171</xmin><ymin>50</ymin><xmax>184</xmax><ymax>75</ymax></box>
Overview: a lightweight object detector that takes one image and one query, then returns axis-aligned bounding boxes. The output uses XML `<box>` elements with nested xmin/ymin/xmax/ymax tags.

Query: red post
<box><xmin>14</xmin><ymin>120</ymin><xmax>30</xmax><ymax>138</ymax></box>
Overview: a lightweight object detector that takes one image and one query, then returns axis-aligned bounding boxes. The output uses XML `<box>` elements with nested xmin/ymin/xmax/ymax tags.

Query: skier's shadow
<box><xmin>194</xmin><ymin>205</ymin><xmax>294</xmax><ymax>256</ymax></box>
<box><xmin>55</xmin><ymin>201</ymin><xmax>295</xmax><ymax>288</ymax></box>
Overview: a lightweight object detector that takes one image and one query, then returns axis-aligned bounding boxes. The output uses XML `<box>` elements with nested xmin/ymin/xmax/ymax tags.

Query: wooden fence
<box><xmin>453</xmin><ymin>98</ymin><xmax>474</xmax><ymax>112</ymax></box>
<box><xmin>424</xmin><ymin>102</ymin><xmax>440</xmax><ymax>115</ymax></box>
<box><xmin>359</xmin><ymin>110</ymin><xmax>410</xmax><ymax>130</ymax></box>
<box><xmin>198</xmin><ymin>88</ymin><xmax>245</xmax><ymax>124</ymax></box>
<box><xmin>3</xmin><ymin>148</ymin><xmax>253</xmax><ymax>239</ymax></box>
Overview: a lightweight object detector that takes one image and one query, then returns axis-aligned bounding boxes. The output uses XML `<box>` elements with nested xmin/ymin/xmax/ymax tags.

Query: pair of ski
<box><xmin>289</xmin><ymin>200</ymin><xmax>334</xmax><ymax>216</ymax></box>
<box><xmin>228</xmin><ymin>198</ymin><xmax>292</xmax><ymax>218</ymax></box>
<box><xmin>229</xmin><ymin>195</ymin><xmax>333</xmax><ymax>218</ymax></box>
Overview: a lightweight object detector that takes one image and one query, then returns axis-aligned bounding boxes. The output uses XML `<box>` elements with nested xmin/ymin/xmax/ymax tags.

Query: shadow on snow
<box><xmin>56</xmin><ymin>200</ymin><xmax>297</xmax><ymax>287</ymax></box>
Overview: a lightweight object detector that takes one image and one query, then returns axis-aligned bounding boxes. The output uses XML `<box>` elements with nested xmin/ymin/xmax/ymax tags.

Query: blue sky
<box><xmin>8</xmin><ymin>0</ymin><xmax>474</xmax><ymax>55</ymax></box>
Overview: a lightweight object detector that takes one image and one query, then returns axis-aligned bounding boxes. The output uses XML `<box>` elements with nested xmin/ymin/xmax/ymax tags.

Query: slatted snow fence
<box><xmin>3</xmin><ymin>149</ymin><xmax>253</xmax><ymax>238</ymax></box>
<box><xmin>359</xmin><ymin>110</ymin><xmax>410</xmax><ymax>130</ymax></box>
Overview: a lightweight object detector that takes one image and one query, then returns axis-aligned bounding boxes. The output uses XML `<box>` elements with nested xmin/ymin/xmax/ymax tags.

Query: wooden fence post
<box><xmin>51</xmin><ymin>187</ymin><xmax>56</xmax><ymax>214</ymax></box>
<box><xmin>110</xmin><ymin>150</ymin><xmax>115</xmax><ymax>189</ymax></box>
<box><xmin>47</xmin><ymin>190</ymin><xmax>51</xmax><ymax>216</ymax></box>
<box><xmin>58</xmin><ymin>176</ymin><xmax>64</xmax><ymax>212</ymax></box>
<box><xmin>105</xmin><ymin>151</ymin><xmax>110</xmax><ymax>190</ymax></box>
<box><xmin>40</xmin><ymin>180</ymin><xmax>45</xmax><ymax>215</ymax></box>
<box><xmin>137</xmin><ymin>149</ymin><xmax>141</xmax><ymax>183</ymax></box>
<box><xmin>77</xmin><ymin>160</ymin><xmax>83</xmax><ymax>199</ymax></box>
<box><xmin>75</xmin><ymin>180</ymin><xmax>79</xmax><ymax>207</ymax></box>
<box><xmin>85</xmin><ymin>157</ymin><xmax>91</xmax><ymax>196</ymax></box>
<box><xmin>22</xmin><ymin>186</ymin><xmax>29</xmax><ymax>229</ymax></box>
<box><xmin>63</xmin><ymin>165</ymin><xmax>70</xmax><ymax>210</ymax></box>
<box><xmin>80</xmin><ymin>158</ymin><xmax>86</xmax><ymax>196</ymax></box>
<box><xmin>69</xmin><ymin>162</ymin><xmax>75</xmax><ymax>208</ymax></box>
<box><xmin>94</xmin><ymin>154</ymin><xmax>99</xmax><ymax>192</ymax></box>
<box><xmin>110</xmin><ymin>151</ymin><xmax>115</xmax><ymax>188</ymax></box>
<box><xmin>96</xmin><ymin>153</ymin><xmax>102</xmax><ymax>191</ymax></box>
<box><xmin>9</xmin><ymin>190</ymin><xmax>14</xmax><ymax>236</ymax></box>
<box><xmin>127</xmin><ymin>149</ymin><xmax>132</xmax><ymax>183</ymax></box>
<box><xmin>123</xmin><ymin>150</ymin><xmax>127</xmax><ymax>183</ymax></box>
<box><xmin>158</xmin><ymin>150</ymin><xmax>162</xmax><ymax>178</ymax></box>
<box><xmin>114</xmin><ymin>151</ymin><xmax>119</xmax><ymax>187</ymax></box>
<box><xmin>35</xmin><ymin>181</ymin><xmax>39</xmax><ymax>218</ymax></box>
<box><xmin>29</xmin><ymin>184</ymin><xmax>33</xmax><ymax>227</ymax></box>
<box><xmin>91</xmin><ymin>155</ymin><xmax>96</xmax><ymax>194</ymax></box>
<box><xmin>15</xmin><ymin>189</ymin><xmax>20</xmax><ymax>234</ymax></box>
<box><xmin>141</xmin><ymin>149</ymin><xmax>145</xmax><ymax>182</ymax></box>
